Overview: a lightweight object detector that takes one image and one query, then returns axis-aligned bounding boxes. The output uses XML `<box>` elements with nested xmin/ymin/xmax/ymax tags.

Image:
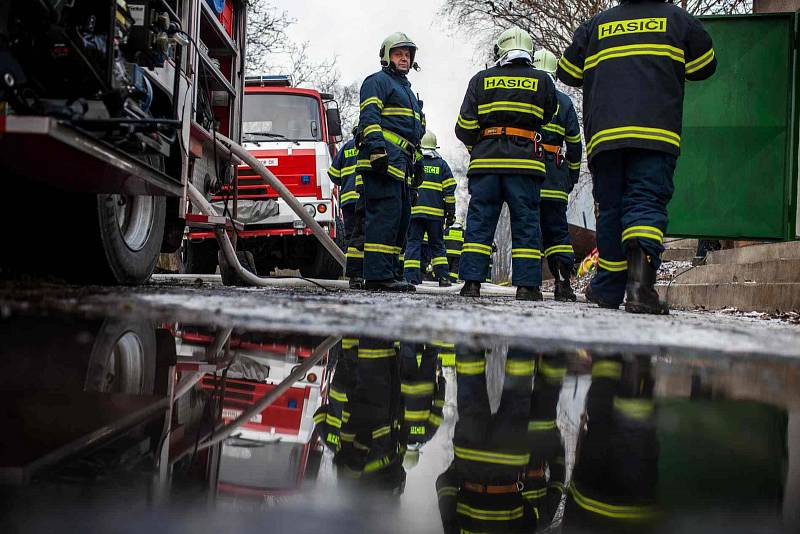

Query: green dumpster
<box><xmin>669</xmin><ymin>13</ymin><xmax>800</xmax><ymax>241</ymax></box>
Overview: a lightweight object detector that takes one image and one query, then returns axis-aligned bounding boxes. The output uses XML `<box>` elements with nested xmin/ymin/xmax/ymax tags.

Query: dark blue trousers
<box><xmin>589</xmin><ymin>148</ymin><xmax>677</xmax><ymax>306</ymax></box>
<box><xmin>343</xmin><ymin>199</ymin><xmax>365</xmax><ymax>278</ymax></box>
<box><xmin>404</xmin><ymin>217</ymin><xmax>449</xmax><ymax>283</ymax></box>
<box><xmin>460</xmin><ymin>174</ymin><xmax>543</xmax><ymax>287</ymax></box>
<box><xmin>363</xmin><ymin>171</ymin><xmax>411</xmax><ymax>282</ymax></box>
<box><xmin>540</xmin><ymin>199</ymin><xmax>575</xmax><ymax>272</ymax></box>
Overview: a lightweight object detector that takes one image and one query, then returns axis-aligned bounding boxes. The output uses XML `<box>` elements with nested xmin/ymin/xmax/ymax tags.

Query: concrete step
<box><xmin>673</xmin><ymin>259</ymin><xmax>800</xmax><ymax>285</ymax></box>
<box><xmin>662</xmin><ymin>248</ymin><xmax>696</xmax><ymax>262</ymax></box>
<box><xmin>707</xmin><ymin>240</ymin><xmax>800</xmax><ymax>265</ymax></box>
<box><xmin>658</xmin><ymin>282</ymin><xmax>800</xmax><ymax>313</ymax></box>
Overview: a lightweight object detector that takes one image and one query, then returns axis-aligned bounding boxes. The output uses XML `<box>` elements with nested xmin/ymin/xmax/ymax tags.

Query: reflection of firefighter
<box><xmin>524</xmin><ymin>353</ymin><xmax>568</xmax><ymax>525</ymax></box>
<box><xmin>333</xmin><ymin>338</ymin><xmax>406</xmax><ymax>493</ymax></box>
<box><xmin>436</xmin><ymin>346</ymin><xmax>539</xmax><ymax>532</ymax></box>
<box><xmin>565</xmin><ymin>355</ymin><xmax>659</xmax><ymax>532</ymax></box>
<box><xmin>314</xmin><ymin>338</ymin><xmax>359</xmax><ymax>452</ymax></box>
<box><xmin>399</xmin><ymin>342</ymin><xmax>446</xmax><ymax>469</ymax></box>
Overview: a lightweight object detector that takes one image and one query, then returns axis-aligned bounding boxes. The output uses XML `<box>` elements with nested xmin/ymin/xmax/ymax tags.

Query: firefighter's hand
<box><xmin>445</xmin><ymin>212</ymin><xmax>455</xmax><ymax>228</ymax></box>
<box><xmin>412</xmin><ymin>159</ymin><xmax>426</xmax><ymax>189</ymax></box>
<box><xmin>369</xmin><ymin>149</ymin><xmax>389</xmax><ymax>174</ymax></box>
<box><xmin>410</xmin><ymin>188</ymin><xmax>419</xmax><ymax>206</ymax></box>
<box><xmin>568</xmin><ymin>171</ymin><xmax>580</xmax><ymax>193</ymax></box>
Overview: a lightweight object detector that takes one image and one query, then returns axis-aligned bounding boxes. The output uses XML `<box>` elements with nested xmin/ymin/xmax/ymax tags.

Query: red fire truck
<box><xmin>181</xmin><ymin>75</ymin><xmax>345</xmax><ymax>279</ymax></box>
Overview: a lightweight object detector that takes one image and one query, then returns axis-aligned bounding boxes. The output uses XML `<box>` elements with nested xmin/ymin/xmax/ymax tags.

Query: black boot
<box><xmin>554</xmin><ymin>262</ymin><xmax>577</xmax><ymax>302</ymax></box>
<box><xmin>585</xmin><ymin>285</ymin><xmax>620</xmax><ymax>310</ymax></box>
<box><xmin>438</xmin><ymin>277</ymin><xmax>452</xmax><ymax>287</ymax></box>
<box><xmin>460</xmin><ymin>281</ymin><xmax>481</xmax><ymax>297</ymax></box>
<box><xmin>365</xmin><ymin>279</ymin><xmax>417</xmax><ymax>292</ymax></box>
<box><xmin>624</xmin><ymin>243</ymin><xmax>669</xmax><ymax>315</ymax></box>
<box><xmin>516</xmin><ymin>286</ymin><xmax>543</xmax><ymax>301</ymax></box>
<box><xmin>349</xmin><ymin>277</ymin><xmax>365</xmax><ymax>290</ymax></box>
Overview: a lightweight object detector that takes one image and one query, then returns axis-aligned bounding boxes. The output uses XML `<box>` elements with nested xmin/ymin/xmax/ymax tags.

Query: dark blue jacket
<box><xmin>329</xmin><ymin>138</ymin><xmax>361</xmax><ymax>207</ymax></box>
<box><xmin>412</xmin><ymin>152</ymin><xmax>457</xmax><ymax>219</ymax></box>
<box><xmin>540</xmin><ymin>89</ymin><xmax>583</xmax><ymax>200</ymax></box>
<box><xmin>356</xmin><ymin>68</ymin><xmax>425</xmax><ymax>181</ymax></box>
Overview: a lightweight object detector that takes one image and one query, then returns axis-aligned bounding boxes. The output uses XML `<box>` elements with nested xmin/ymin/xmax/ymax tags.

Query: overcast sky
<box><xmin>271</xmin><ymin>0</ymin><xmax>487</xmax><ymax>164</ymax></box>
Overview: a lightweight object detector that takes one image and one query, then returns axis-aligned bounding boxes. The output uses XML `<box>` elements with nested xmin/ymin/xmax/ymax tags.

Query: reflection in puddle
<box><xmin>0</xmin><ymin>314</ymin><xmax>798</xmax><ymax>532</ymax></box>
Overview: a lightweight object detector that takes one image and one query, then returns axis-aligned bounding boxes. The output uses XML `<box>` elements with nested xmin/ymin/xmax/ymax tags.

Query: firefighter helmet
<box><xmin>533</xmin><ymin>49</ymin><xmax>558</xmax><ymax>74</ymax></box>
<box><xmin>380</xmin><ymin>32</ymin><xmax>418</xmax><ymax>69</ymax></box>
<box><xmin>420</xmin><ymin>130</ymin><xmax>438</xmax><ymax>150</ymax></box>
<box><xmin>493</xmin><ymin>26</ymin><xmax>534</xmax><ymax>60</ymax></box>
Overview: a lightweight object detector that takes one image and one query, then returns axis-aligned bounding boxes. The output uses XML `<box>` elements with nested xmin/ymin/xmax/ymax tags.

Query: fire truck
<box><xmin>181</xmin><ymin>75</ymin><xmax>345</xmax><ymax>279</ymax></box>
<box><xmin>0</xmin><ymin>0</ymin><xmax>249</xmax><ymax>284</ymax></box>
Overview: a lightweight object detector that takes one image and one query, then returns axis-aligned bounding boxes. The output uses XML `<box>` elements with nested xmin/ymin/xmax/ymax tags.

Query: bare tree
<box><xmin>244</xmin><ymin>1</ymin><xmax>294</xmax><ymax>74</ymax></box>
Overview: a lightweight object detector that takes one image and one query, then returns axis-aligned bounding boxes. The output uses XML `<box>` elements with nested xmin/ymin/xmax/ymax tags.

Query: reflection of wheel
<box><xmin>300</xmin><ymin>218</ymin><xmax>345</xmax><ymax>280</ymax></box>
<box><xmin>84</xmin><ymin>319</ymin><xmax>156</xmax><ymax>394</ymax></box>
<box><xmin>180</xmin><ymin>238</ymin><xmax>218</xmax><ymax>274</ymax></box>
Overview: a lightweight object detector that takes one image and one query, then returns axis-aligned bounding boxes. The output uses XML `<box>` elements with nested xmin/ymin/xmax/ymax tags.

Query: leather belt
<box><xmin>463</xmin><ymin>480</ymin><xmax>524</xmax><ymax>494</ymax></box>
<box><xmin>481</xmin><ymin>126</ymin><xmax>540</xmax><ymax>142</ymax></box>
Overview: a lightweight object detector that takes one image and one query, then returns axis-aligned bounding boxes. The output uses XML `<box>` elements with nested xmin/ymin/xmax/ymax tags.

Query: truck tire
<box><xmin>84</xmin><ymin>318</ymin><xmax>157</xmax><ymax>395</ymax></box>
<box><xmin>300</xmin><ymin>217</ymin><xmax>345</xmax><ymax>280</ymax></box>
<box><xmin>179</xmin><ymin>238</ymin><xmax>219</xmax><ymax>274</ymax></box>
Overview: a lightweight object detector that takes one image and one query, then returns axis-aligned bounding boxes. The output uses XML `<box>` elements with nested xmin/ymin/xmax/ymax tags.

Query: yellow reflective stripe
<box><xmin>342</xmin><ymin>410</ymin><xmax>350</xmax><ymax>423</ymax></box>
<box><xmin>587</xmin><ymin>126</ymin><xmax>680</xmax><ymax>155</ymax></box>
<box><xmin>442</xmin><ymin>177</ymin><xmax>457</xmax><ymax>188</ymax></box>
<box><xmin>326</xmin><ymin>414</ymin><xmax>342</xmax><ymax>428</ymax></box>
<box><xmin>432</xmin><ymin>256</ymin><xmax>448</xmax><ymax>266</ymax></box>
<box><xmin>622</xmin><ymin>225</ymin><xmax>664</xmax><ymax>243</ymax></box>
<box><xmin>405</xmin><ymin>409</ymin><xmax>431</xmax><ymax>421</ymax></box>
<box><xmin>477</xmin><ymin>101</ymin><xmax>544</xmax><ymax>119</ymax></box>
<box><xmin>444</xmin><ymin>196</ymin><xmax>456</xmax><ymax>203</ymax></box>
<box><xmin>505</xmin><ymin>359</ymin><xmax>535</xmax><ymax>376</ymax></box>
<box><xmin>511</xmin><ymin>248</ymin><xmax>542</xmax><ymax>259</ymax></box>
<box><xmin>568</xmin><ymin>161</ymin><xmax>581</xmax><ymax>170</ymax></box>
<box><xmin>456</xmin><ymin>503</ymin><xmax>525</xmax><ymax>521</ymax></box>
<box><xmin>454</xmin><ymin>446</ymin><xmax>530</xmax><ymax>466</ymax></box>
<box><xmin>381</xmin><ymin>106</ymin><xmax>418</xmax><ymax>118</ymax></box>
<box><xmin>360</xmin><ymin>97</ymin><xmax>384</xmax><ymax>111</ymax></box>
<box><xmin>439</xmin><ymin>351</ymin><xmax>456</xmax><ymax>366</ymax></box>
<box><xmin>541</xmin><ymin>189</ymin><xmax>569</xmax><ymax>202</ymax></box>
<box><xmin>404</xmin><ymin>259</ymin><xmax>421</xmax><ymax>269</ymax></box>
<box><xmin>438</xmin><ymin>486</ymin><xmax>458</xmax><ymax>498</ymax></box>
<box><xmin>445</xmin><ymin>232</ymin><xmax>464</xmax><ymax>241</ymax></box>
<box><xmin>598</xmin><ymin>258</ymin><xmax>628</xmax><ymax>272</ymax></box>
<box><xmin>419</xmin><ymin>181</ymin><xmax>443</xmax><ymax>191</ymax></box>
<box><xmin>364</xmin><ymin>243</ymin><xmax>402</xmax><ymax>255</ymax></box>
<box><xmin>566</xmin><ymin>133</ymin><xmax>582</xmax><ymax>143</ymax></box>
<box><xmin>613</xmin><ymin>397</ymin><xmax>655</xmax><ymax>420</ymax></box>
<box><xmin>313</xmin><ymin>412</ymin><xmax>326</xmax><ymax>424</ymax></box>
<box><xmin>328</xmin><ymin>166</ymin><xmax>342</xmax><ymax>178</ymax></box>
<box><xmin>585</xmin><ymin>44</ymin><xmax>684</xmax><ymax>71</ymax></box>
<box><xmin>355</xmin><ymin>175</ymin><xmax>363</xmax><ymax>185</ymax></box>
<box><xmin>340</xmin><ymin>431</ymin><xmax>355</xmax><ymax>442</ymax></box>
<box><xmin>559</xmin><ymin>55</ymin><xmax>584</xmax><ymax>79</ymax></box>
<box><xmin>387</xmin><ymin>165</ymin><xmax>406</xmax><ymax>180</ymax></box>
<box><xmin>569</xmin><ymin>484</ymin><xmax>658</xmax><ymax>519</ymax></box>
<box><xmin>523</xmin><ymin>488</ymin><xmax>548</xmax><ymax>499</ymax></box>
<box><xmin>362</xmin><ymin>125</ymin><xmax>382</xmax><ymax>137</ymax></box>
<box><xmin>446</xmin><ymin>249</ymin><xmax>462</xmax><ymax>256</ymax></box>
<box><xmin>429</xmin><ymin>413</ymin><xmax>443</xmax><ymax>426</ymax></box>
<box><xmin>329</xmin><ymin>388</ymin><xmax>348</xmax><ymax>402</ymax></box>
<box><xmin>469</xmin><ymin>158</ymin><xmax>545</xmax><ymax>172</ymax></box>
<box><xmin>401</xmin><ymin>382</ymin><xmax>435</xmax><ymax>395</ymax></box>
<box><xmin>411</xmin><ymin>206</ymin><xmax>445</xmax><ymax>217</ymax></box>
<box><xmin>455</xmin><ymin>359</ymin><xmax>486</xmax><ymax>375</ymax></box>
<box><xmin>364</xmin><ymin>455</ymin><xmax>392</xmax><ymax>473</ymax></box>
<box><xmin>338</xmin><ymin>164</ymin><xmax>357</xmax><ymax>176</ymax></box>
<box><xmin>432</xmin><ymin>340</ymin><xmax>455</xmax><ymax>348</ymax></box>
<box><xmin>342</xmin><ymin>337</ymin><xmax>359</xmax><ymax>349</ymax></box>
<box><xmin>346</xmin><ymin>247</ymin><xmax>364</xmax><ymax>259</ymax></box>
<box><xmin>528</xmin><ymin>420</ymin><xmax>557</xmax><ymax>431</ymax></box>
<box><xmin>341</xmin><ymin>191</ymin><xmax>360</xmax><ymax>202</ymax></box>
<box><xmin>542</xmin><ymin>123</ymin><xmax>566</xmax><ymax>136</ymax></box>
<box><xmin>686</xmin><ymin>48</ymin><xmax>715</xmax><ymax>74</ymax></box>
<box><xmin>457</xmin><ymin>114</ymin><xmax>479</xmax><ymax>129</ymax></box>
<box><xmin>358</xmin><ymin>347</ymin><xmax>396</xmax><ymax>359</ymax></box>
<box><xmin>372</xmin><ymin>425</ymin><xmax>391</xmax><ymax>439</ymax></box>
<box><xmin>544</xmin><ymin>244</ymin><xmax>574</xmax><ymax>257</ymax></box>
<box><xmin>592</xmin><ymin>360</ymin><xmax>622</xmax><ymax>379</ymax></box>
<box><xmin>382</xmin><ymin>130</ymin><xmax>412</xmax><ymax>150</ymax></box>
<box><xmin>463</xmin><ymin>242</ymin><xmax>492</xmax><ymax>255</ymax></box>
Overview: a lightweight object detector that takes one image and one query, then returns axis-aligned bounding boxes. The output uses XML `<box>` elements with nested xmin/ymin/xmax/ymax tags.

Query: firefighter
<box><xmin>399</xmin><ymin>342</ymin><xmax>446</xmax><ymax>465</ymax></box>
<box><xmin>436</xmin><ymin>345</ymin><xmax>539</xmax><ymax>532</ymax></box>
<box><xmin>329</xmin><ymin>134</ymin><xmax>366</xmax><ymax>288</ymax></box>
<box><xmin>404</xmin><ymin>130</ymin><xmax>457</xmax><ymax>286</ymax></box>
<box><xmin>558</xmin><ymin>0</ymin><xmax>716</xmax><ymax>314</ymax></box>
<box><xmin>313</xmin><ymin>338</ymin><xmax>359</xmax><ymax>452</ymax></box>
<box><xmin>357</xmin><ymin>32</ymin><xmax>426</xmax><ymax>292</ymax></box>
<box><xmin>533</xmin><ymin>49</ymin><xmax>583</xmax><ymax>302</ymax></box>
<box><xmin>444</xmin><ymin>222</ymin><xmax>464</xmax><ymax>283</ymax></box>
<box><xmin>455</xmin><ymin>26</ymin><xmax>557</xmax><ymax>300</ymax></box>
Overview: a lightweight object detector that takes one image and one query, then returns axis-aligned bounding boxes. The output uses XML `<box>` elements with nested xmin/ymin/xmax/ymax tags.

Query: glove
<box><xmin>568</xmin><ymin>170</ymin><xmax>580</xmax><ymax>194</ymax></box>
<box><xmin>445</xmin><ymin>212</ymin><xmax>455</xmax><ymax>228</ymax></box>
<box><xmin>410</xmin><ymin>188</ymin><xmax>419</xmax><ymax>206</ymax></box>
<box><xmin>370</xmin><ymin>149</ymin><xmax>389</xmax><ymax>174</ymax></box>
<box><xmin>412</xmin><ymin>158</ymin><xmax>426</xmax><ymax>189</ymax></box>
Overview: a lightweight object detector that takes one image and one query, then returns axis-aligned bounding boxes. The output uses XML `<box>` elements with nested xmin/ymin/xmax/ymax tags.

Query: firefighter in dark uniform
<box><xmin>404</xmin><ymin>130</ymin><xmax>457</xmax><ymax>286</ymax></box>
<box><xmin>558</xmin><ymin>0</ymin><xmax>716</xmax><ymax>314</ymax></box>
<box><xmin>533</xmin><ymin>49</ymin><xmax>583</xmax><ymax>302</ymax></box>
<box><xmin>436</xmin><ymin>345</ymin><xmax>539</xmax><ymax>532</ymax></box>
<box><xmin>444</xmin><ymin>222</ymin><xmax>464</xmax><ymax>283</ymax></box>
<box><xmin>357</xmin><ymin>32</ymin><xmax>426</xmax><ymax>292</ymax></box>
<box><xmin>328</xmin><ymin>136</ymin><xmax>366</xmax><ymax>289</ymax></box>
<box><xmin>455</xmin><ymin>26</ymin><xmax>557</xmax><ymax>300</ymax></box>
<box><xmin>313</xmin><ymin>338</ymin><xmax>359</xmax><ymax>452</ymax></box>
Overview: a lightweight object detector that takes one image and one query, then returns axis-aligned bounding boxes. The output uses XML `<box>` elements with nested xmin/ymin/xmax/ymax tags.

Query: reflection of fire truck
<box><xmin>182</xmin><ymin>75</ymin><xmax>345</xmax><ymax>279</ymax></box>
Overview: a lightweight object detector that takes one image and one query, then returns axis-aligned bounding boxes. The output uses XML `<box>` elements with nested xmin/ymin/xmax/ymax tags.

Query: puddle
<box><xmin>0</xmin><ymin>312</ymin><xmax>798</xmax><ymax>533</ymax></box>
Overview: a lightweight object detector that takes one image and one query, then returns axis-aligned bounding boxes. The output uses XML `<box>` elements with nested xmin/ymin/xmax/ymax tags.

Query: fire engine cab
<box><xmin>182</xmin><ymin>75</ymin><xmax>345</xmax><ymax>279</ymax></box>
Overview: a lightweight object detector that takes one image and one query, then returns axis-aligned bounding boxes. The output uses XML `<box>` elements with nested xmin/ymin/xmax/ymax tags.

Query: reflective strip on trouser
<box><xmin>343</xmin><ymin>199</ymin><xmax>365</xmax><ymax>278</ymax></box>
<box><xmin>363</xmin><ymin>171</ymin><xmax>411</xmax><ymax>281</ymax></box>
<box><xmin>460</xmin><ymin>174</ymin><xmax>542</xmax><ymax>286</ymax></box>
<box><xmin>569</xmin><ymin>484</ymin><xmax>658</xmax><ymax>520</ymax></box>
<box><xmin>541</xmin><ymin>196</ymin><xmax>575</xmax><ymax>270</ymax></box>
<box><xmin>588</xmin><ymin>148</ymin><xmax>676</xmax><ymax>305</ymax></box>
<box><xmin>404</xmin><ymin>217</ymin><xmax>449</xmax><ymax>283</ymax></box>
